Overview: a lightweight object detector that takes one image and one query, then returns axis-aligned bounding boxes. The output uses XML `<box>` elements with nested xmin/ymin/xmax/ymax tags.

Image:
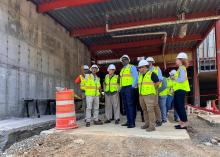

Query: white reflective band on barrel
<box><xmin>56</xmin><ymin>100</ymin><xmax>74</xmax><ymax>106</ymax></box>
<box><xmin>56</xmin><ymin>112</ymin><xmax>76</xmax><ymax>118</ymax></box>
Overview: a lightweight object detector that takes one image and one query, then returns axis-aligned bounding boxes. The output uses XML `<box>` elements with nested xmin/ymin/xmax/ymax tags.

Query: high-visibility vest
<box><xmin>105</xmin><ymin>74</ymin><xmax>119</xmax><ymax>92</ymax></box>
<box><xmin>138</xmin><ymin>71</ymin><xmax>156</xmax><ymax>96</ymax></box>
<box><xmin>85</xmin><ymin>74</ymin><xmax>101</xmax><ymax>96</ymax></box>
<box><xmin>151</xmin><ymin>66</ymin><xmax>159</xmax><ymax>75</ymax></box>
<box><xmin>173</xmin><ymin>65</ymin><xmax>190</xmax><ymax>92</ymax></box>
<box><xmin>167</xmin><ymin>78</ymin><xmax>174</xmax><ymax>96</ymax></box>
<box><xmin>79</xmin><ymin>75</ymin><xmax>86</xmax><ymax>91</ymax></box>
<box><xmin>120</xmin><ymin>64</ymin><xmax>134</xmax><ymax>87</ymax></box>
<box><xmin>159</xmin><ymin>78</ymin><xmax>169</xmax><ymax>96</ymax></box>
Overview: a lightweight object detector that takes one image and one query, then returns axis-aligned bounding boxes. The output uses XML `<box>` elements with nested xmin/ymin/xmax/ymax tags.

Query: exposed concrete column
<box><xmin>192</xmin><ymin>50</ymin><xmax>200</xmax><ymax>106</ymax></box>
<box><xmin>215</xmin><ymin>20</ymin><xmax>220</xmax><ymax>107</ymax></box>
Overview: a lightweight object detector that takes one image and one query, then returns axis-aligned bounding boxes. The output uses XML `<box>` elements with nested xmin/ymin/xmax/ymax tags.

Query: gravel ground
<box><xmin>1</xmin><ymin>114</ymin><xmax>220</xmax><ymax>157</ymax></box>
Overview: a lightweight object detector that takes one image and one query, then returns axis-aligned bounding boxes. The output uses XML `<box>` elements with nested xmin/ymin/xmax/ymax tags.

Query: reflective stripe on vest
<box><xmin>138</xmin><ymin>71</ymin><xmax>156</xmax><ymax>95</ymax></box>
<box><xmin>105</xmin><ymin>74</ymin><xmax>119</xmax><ymax>92</ymax></box>
<box><xmin>80</xmin><ymin>75</ymin><xmax>86</xmax><ymax>90</ymax></box>
<box><xmin>120</xmin><ymin>64</ymin><xmax>134</xmax><ymax>87</ymax></box>
<box><xmin>173</xmin><ymin>66</ymin><xmax>190</xmax><ymax>92</ymax></box>
<box><xmin>85</xmin><ymin>74</ymin><xmax>101</xmax><ymax>96</ymax></box>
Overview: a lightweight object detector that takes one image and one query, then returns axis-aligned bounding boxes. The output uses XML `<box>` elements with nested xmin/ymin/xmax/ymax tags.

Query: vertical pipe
<box><xmin>193</xmin><ymin>50</ymin><xmax>200</xmax><ymax>106</ymax></box>
<box><xmin>215</xmin><ymin>20</ymin><xmax>220</xmax><ymax>107</ymax></box>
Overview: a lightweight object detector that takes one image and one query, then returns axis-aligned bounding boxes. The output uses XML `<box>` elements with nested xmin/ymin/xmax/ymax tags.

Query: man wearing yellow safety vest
<box><xmin>166</xmin><ymin>70</ymin><xmax>179</xmax><ymax>122</ymax></box>
<box><xmin>173</xmin><ymin>52</ymin><xmax>190</xmax><ymax>129</ymax></box>
<box><xmin>104</xmin><ymin>64</ymin><xmax>120</xmax><ymax>125</ymax></box>
<box><xmin>74</xmin><ymin>65</ymin><xmax>90</xmax><ymax>112</ymax></box>
<box><xmin>85</xmin><ymin>64</ymin><xmax>103</xmax><ymax>127</ymax></box>
<box><xmin>158</xmin><ymin>76</ymin><xmax>168</xmax><ymax>123</ymax></box>
<box><xmin>146</xmin><ymin>57</ymin><xmax>162</xmax><ymax>127</ymax></box>
<box><xmin>120</xmin><ymin>55</ymin><xmax>138</xmax><ymax>128</ymax></box>
<box><xmin>138</xmin><ymin>59</ymin><xmax>160</xmax><ymax>131</ymax></box>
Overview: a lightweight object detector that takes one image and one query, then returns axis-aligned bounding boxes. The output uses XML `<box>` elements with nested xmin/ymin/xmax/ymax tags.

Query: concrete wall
<box><xmin>0</xmin><ymin>0</ymin><xmax>91</xmax><ymax>119</ymax></box>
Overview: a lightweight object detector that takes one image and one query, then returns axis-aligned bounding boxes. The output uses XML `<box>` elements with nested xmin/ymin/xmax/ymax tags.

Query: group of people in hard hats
<box><xmin>75</xmin><ymin>52</ymin><xmax>190</xmax><ymax>131</ymax></box>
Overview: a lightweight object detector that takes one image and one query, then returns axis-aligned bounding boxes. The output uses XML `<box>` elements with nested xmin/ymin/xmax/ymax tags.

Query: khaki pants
<box><xmin>81</xmin><ymin>92</ymin><xmax>86</xmax><ymax>112</ymax></box>
<box><xmin>86</xmin><ymin>96</ymin><xmax>99</xmax><ymax>122</ymax></box>
<box><xmin>139</xmin><ymin>95</ymin><xmax>156</xmax><ymax>129</ymax></box>
<box><xmin>154</xmin><ymin>91</ymin><xmax>162</xmax><ymax>122</ymax></box>
<box><xmin>105</xmin><ymin>93</ymin><xmax>120</xmax><ymax>120</ymax></box>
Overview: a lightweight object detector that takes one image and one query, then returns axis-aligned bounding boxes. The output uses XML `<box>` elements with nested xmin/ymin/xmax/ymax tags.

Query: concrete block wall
<box><xmin>0</xmin><ymin>0</ymin><xmax>91</xmax><ymax>119</ymax></box>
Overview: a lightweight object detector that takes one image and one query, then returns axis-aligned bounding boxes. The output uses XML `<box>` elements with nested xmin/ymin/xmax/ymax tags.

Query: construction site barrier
<box><xmin>187</xmin><ymin>100</ymin><xmax>220</xmax><ymax>115</ymax></box>
<box><xmin>56</xmin><ymin>89</ymin><xmax>78</xmax><ymax>130</ymax></box>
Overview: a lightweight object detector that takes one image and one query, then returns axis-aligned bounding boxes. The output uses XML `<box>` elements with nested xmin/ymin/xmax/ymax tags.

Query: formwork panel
<box><xmin>0</xmin><ymin>66</ymin><xmax>7</xmax><ymax>116</ymax></box>
<box><xmin>0</xmin><ymin>32</ymin><xmax>8</xmax><ymax>65</ymax></box>
<box><xmin>19</xmin><ymin>41</ymin><xmax>29</xmax><ymax>68</ymax></box>
<box><xmin>7</xmin><ymin>36</ymin><xmax>19</xmax><ymax>67</ymax></box>
<box><xmin>0</xmin><ymin>3</ymin><xmax>8</xmax><ymax>34</ymax></box>
<box><xmin>7</xmin><ymin>68</ymin><xmax>18</xmax><ymax>116</ymax></box>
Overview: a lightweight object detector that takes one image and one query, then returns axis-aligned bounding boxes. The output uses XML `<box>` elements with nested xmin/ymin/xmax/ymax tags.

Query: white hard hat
<box><xmin>107</xmin><ymin>64</ymin><xmax>116</xmax><ymax>71</ymax></box>
<box><xmin>120</xmin><ymin>55</ymin><xmax>130</xmax><ymax>62</ymax></box>
<box><xmin>176</xmin><ymin>52</ymin><xmax>188</xmax><ymax>59</ymax></box>
<box><xmin>146</xmin><ymin>57</ymin><xmax>155</xmax><ymax>63</ymax></box>
<box><xmin>90</xmin><ymin>64</ymin><xmax>99</xmax><ymax>72</ymax></box>
<box><xmin>83</xmin><ymin>65</ymin><xmax>89</xmax><ymax>70</ymax></box>
<box><xmin>169</xmin><ymin>70</ymin><xmax>177</xmax><ymax>76</ymax></box>
<box><xmin>138</xmin><ymin>59</ymin><xmax>149</xmax><ymax>67</ymax></box>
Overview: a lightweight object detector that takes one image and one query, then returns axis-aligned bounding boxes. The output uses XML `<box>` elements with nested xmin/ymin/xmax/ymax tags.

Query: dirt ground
<box><xmin>2</xmin><ymin>115</ymin><xmax>220</xmax><ymax>157</ymax></box>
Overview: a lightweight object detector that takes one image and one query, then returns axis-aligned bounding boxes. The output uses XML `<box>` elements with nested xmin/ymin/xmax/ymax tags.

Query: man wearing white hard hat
<box><xmin>120</xmin><ymin>55</ymin><xmax>138</xmax><ymax>128</ymax></box>
<box><xmin>146</xmin><ymin>57</ymin><xmax>163</xmax><ymax>127</ymax></box>
<box><xmin>74</xmin><ymin>65</ymin><xmax>90</xmax><ymax>112</ymax></box>
<box><xmin>137</xmin><ymin>60</ymin><xmax>160</xmax><ymax>131</ymax></box>
<box><xmin>84</xmin><ymin>64</ymin><xmax>103</xmax><ymax>127</ymax></box>
<box><xmin>173</xmin><ymin>52</ymin><xmax>190</xmax><ymax>129</ymax></box>
<box><xmin>104</xmin><ymin>64</ymin><xmax>120</xmax><ymax>124</ymax></box>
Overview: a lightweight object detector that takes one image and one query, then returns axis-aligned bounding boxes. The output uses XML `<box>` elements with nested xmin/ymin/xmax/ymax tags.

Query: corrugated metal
<box><xmin>32</xmin><ymin>0</ymin><xmax>220</xmax><ymax>51</ymax></box>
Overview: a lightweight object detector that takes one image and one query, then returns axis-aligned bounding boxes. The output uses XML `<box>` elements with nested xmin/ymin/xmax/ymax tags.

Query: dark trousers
<box><xmin>121</xmin><ymin>86</ymin><xmax>136</xmax><ymax>126</ymax></box>
<box><xmin>174</xmin><ymin>90</ymin><xmax>188</xmax><ymax>122</ymax></box>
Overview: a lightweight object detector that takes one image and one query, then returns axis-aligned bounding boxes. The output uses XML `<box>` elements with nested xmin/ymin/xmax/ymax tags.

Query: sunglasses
<box><xmin>138</xmin><ymin>66</ymin><xmax>145</xmax><ymax>69</ymax></box>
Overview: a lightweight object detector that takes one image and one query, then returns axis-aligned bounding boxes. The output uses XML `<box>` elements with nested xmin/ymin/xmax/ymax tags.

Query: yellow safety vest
<box><xmin>80</xmin><ymin>75</ymin><xmax>86</xmax><ymax>91</ymax></box>
<box><xmin>105</xmin><ymin>74</ymin><xmax>119</xmax><ymax>93</ymax></box>
<box><xmin>120</xmin><ymin>64</ymin><xmax>134</xmax><ymax>87</ymax></box>
<box><xmin>173</xmin><ymin>65</ymin><xmax>190</xmax><ymax>92</ymax></box>
<box><xmin>85</xmin><ymin>74</ymin><xmax>101</xmax><ymax>96</ymax></box>
<box><xmin>159</xmin><ymin>78</ymin><xmax>169</xmax><ymax>96</ymax></box>
<box><xmin>167</xmin><ymin>78</ymin><xmax>174</xmax><ymax>96</ymax></box>
<box><xmin>138</xmin><ymin>71</ymin><xmax>156</xmax><ymax>96</ymax></box>
<box><xmin>152</xmin><ymin>66</ymin><xmax>159</xmax><ymax>75</ymax></box>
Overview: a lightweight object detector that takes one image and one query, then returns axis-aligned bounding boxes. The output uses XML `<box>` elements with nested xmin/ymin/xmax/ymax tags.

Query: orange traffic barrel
<box><xmin>55</xmin><ymin>89</ymin><xmax>78</xmax><ymax>129</ymax></box>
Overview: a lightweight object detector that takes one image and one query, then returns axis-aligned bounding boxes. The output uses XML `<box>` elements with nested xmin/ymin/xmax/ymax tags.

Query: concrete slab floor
<box><xmin>42</xmin><ymin>115</ymin><xmax>190</xmax><ymax>140</ymax></box>
<box><xmin>198</xmin><ymin>114</ymin><xmax>220</xmax><ymax>126</ymax></box>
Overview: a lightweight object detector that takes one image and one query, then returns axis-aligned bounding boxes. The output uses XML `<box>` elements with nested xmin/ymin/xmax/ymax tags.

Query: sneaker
<box><xmin>156</xmin><ymin>121</ymin><xmax>162</xmax><ymax>127</ymax></box>
<box><xmin>94</xmin><ymin>119</ymin><xmax>103</xmax><ymax>125</ymax></box>
<box><xmin>162</xmin><ymin>120</ymin><xmax>167</xmax><ymax>123</ymax></box>
<box><xmin>104</xmin><ymin>120</ymin><xmax>111</xmax><ymax>124</ymax></box>
<box><xmin>146</xmin><ymin>127</ymin><xmax>156</xmax><ymax>132</ymax></box>
<box><xmin>141</xmin><ymin>125</ymin><xmax>149</xmax><ymax>129</ymax></box>
<box><xmin>115</xmin><ymin>119</ymin><xmax>120</xmax><ymax>125</ymax></box>
<box><xmin>86</xmin><ymin>122</ymin><xmax>90</xmax><ymax>127</ymax></box>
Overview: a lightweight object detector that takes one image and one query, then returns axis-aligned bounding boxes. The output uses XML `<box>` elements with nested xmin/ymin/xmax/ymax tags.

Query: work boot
<box><xmin>115</xmin><ymin>119</ymin><xmax>120</xmax><ymax>125</ymax></box>
<box><xmin>86</xmin><ymin>122</ymin><xmax>90</xmax><ymax>127</ymax></box>
<box><xmin>146</xmin><ymin>127</ymin><xmax>156</xmax><ymax>132</ymax></box>
<box><xmin>94</xmin><ymin>119</ymin><xmax>103</xmax><ymax>125</ymax></box>
<box><xmin>156</xmin><ymin>120</ymin><xmax>162</xmax><ymax>127</ymax></box>
<box><xmin>104</xmin><ymin>120</ymin><xmax>111</xmax><ymax>124</ymax></box>
<box><xmin>141</xmin><ymin>124</ymin><xmax>149</xmax><ymax>129</ymax></box>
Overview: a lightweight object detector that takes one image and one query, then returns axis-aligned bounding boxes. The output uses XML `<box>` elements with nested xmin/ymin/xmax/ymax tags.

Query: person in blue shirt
<box><xmin>120</xmin><ymin>55</ymin><xmax>138</xmax><ymax>128</ymax></box>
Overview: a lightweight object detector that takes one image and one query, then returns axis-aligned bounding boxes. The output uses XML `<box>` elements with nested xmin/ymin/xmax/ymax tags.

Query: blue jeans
<box><xmin>166</xmin><ymin>95</ymin><xmax>179</xmax><ymax>120</ymax></box>
<box><xmin>159</xmin><ymin>96</ymin><xmax>167</xmax><ymax>121</ymax></box>
<box><xmin>120</xmin><ymin>86</ymin><xmax>136</xmax><ymax>126</ymax></box>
